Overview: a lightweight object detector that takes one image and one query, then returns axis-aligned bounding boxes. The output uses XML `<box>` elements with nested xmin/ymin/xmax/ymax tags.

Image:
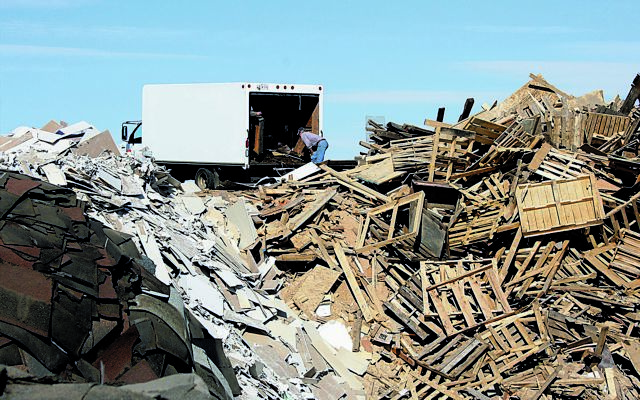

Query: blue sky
<box><xmin>0</xmin><ymin>0</ymin><xmax>638</xmax><ymax>158</ymax></box>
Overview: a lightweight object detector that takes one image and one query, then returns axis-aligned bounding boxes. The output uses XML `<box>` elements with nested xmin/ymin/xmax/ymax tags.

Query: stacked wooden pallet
<box><xmin>241</xmin><ymin>73</ymin><xmax>640</xmax><ymax>399</ymax></box>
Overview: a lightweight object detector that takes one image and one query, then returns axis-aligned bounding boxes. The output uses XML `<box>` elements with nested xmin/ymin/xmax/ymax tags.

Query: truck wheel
<box><xmin>195</xmin><ymin>168</ymin><xmax>219</xmax><ymax>190</ymax></box>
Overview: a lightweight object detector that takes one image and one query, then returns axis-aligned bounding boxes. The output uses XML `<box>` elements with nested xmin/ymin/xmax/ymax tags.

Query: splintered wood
<box><xmin>247</xmin><ymin>73</ymin><xmax>640</xmax><ymax>399</ymax></box>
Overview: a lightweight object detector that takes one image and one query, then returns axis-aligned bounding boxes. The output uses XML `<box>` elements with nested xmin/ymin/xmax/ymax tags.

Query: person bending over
<box><xmin>298</xmin><ymin>127</ymin><xmax>328</xmax><ymax>163</ymax></box>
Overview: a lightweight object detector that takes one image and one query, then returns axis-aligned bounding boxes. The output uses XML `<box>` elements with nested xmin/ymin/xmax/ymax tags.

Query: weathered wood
<box><xmin>530</xmin><ymin>367</ymin><xmax>560</xmax><ymax>400</ymax></box>
<box><xmin>334</xmin><ymin>242</ymin><xmax>376</xmax><ymax>322</ymax></box>
<box><xmin>356</xmin><ymin>191</ymin><xmax>425</xmax><ymax>253</ymax></box>
<box><xmin>318</xmin><ymin>164</ymin><xmax>389</xmax><ymax>202</ymax></box>
<box><xmin>516</xmin><ymin>174</ymin><xmax>605</xmax><ymax>237</ymax></box>
<box><xmin>286</xmin><ymin>187</ymin><xmax>337</xmax><ymax>235</ymax></box>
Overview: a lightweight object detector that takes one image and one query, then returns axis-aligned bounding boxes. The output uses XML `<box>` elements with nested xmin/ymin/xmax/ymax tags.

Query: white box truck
<box><xmin>123</xmin><ymin>82</ymin><xmax>352</xmax><ymax>188</ymax></box>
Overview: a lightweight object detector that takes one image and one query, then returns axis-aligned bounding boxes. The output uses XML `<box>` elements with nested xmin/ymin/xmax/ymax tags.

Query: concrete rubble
<box><xmin>0</xmin><ymin>73</ymin><xmax>640</xmax><ymax>399</ymax></box>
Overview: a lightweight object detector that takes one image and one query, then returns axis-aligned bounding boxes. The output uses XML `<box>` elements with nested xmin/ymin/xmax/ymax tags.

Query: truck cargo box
<box><xmin>142</xmin><ymin>82</ymin><xmax>323</xmax><ymax>168</ymax></box>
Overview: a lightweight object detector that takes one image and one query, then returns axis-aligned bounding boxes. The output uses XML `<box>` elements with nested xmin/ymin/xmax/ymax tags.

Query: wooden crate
<box><xmin>516</xmin><ymin>174</ymin><xmax>605</xmax><ymax>237</ymax></box>
<box><xmin>386</xmin><ymin>126</ymin><xmax>475</xmax><ymax>181</ymax></box>
<box><xmin>474</xmin><ymin>117</ymin><xmax>542</xmax><ymax>168</ymax></box>
<box><xmin>356</xmin><ymin>191</ymin><xmax>424</xmax><ymax>254</ymax></box>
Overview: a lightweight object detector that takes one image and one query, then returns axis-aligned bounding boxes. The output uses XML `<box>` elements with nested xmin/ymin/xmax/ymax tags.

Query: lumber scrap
<box><xmin>334</xmin><ymin>242</ymin><xmax>377</xmax><ymax>323</ymax></box>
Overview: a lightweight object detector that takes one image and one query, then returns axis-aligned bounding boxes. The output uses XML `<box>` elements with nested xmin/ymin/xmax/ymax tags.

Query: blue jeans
<box><xmin>311</xmin><ymin>140</ymin><xmax>328</xmax><ymax>163</ymax></box>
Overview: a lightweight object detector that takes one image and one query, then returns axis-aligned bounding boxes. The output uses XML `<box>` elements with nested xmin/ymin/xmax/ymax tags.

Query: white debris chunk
<box><xmin>40</xmin><ymin>163</ymin><xmax>67</xmax><ymax>186</ymax></box>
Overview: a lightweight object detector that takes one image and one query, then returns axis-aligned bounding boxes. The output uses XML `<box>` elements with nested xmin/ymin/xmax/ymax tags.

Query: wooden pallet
<box><xmin>550</xmin><ymin>107</ymin><xmax>585</xmax><ymax>151</ymax></box>
<box><xmin>454</xmin><ymin>172</ymin><xmax>511</xmax><ymax>206</ymax></box>
<box><xmin>528</xmin><ymin>143</ymin><xmax>592</xmax><ymax>180</ymax></box>
<box><xmin>384</xmin><ymin>261</ymin><xmax>442</xmax><ymax>340</ymax></box>
<box><xmin>448</xmin><ymin>201</ymin><xmax>517</xmax><ymax>248</ymax></box>
<box><xmin>516</xmin><ymin>174</ymin><xmax>605</xmax><ymax>237</ymax></box>
<box><xmin>583</xmin><ymin>229</ymin><xmax>640</xmax><ymax>289</ymax></box>
<box><xmin>501</xmin><ymin>240</ymin><xmax>570</xmax><ymax>299</ymax></box>
<box><xmin>602</xmin><ymin>190</ymin><xmax>640</xmax><ymax>241</ymax></box>
<box><xmin>420</xmin><ymin>259</ymin><xmax>513</xmax><ymax>337</ymax></box>
<box><xmin>394</xmin><ymin>370</ymin><xmax>467</xmax><ymax>400</ymax></box>
<box><xmin>455</xmin><ymin>311</ymin><xmax>549</xmax><ymax>392</ymax></box>
<box><xmin>463</xmin><ymin>117</ymin><xmax>508</xmax><ymax>145</ymax></box>
<box><xmin>478</xmin><ymin>311</ymin><xmax>547</xmax><ymax>374</ymax></box>
<box><xmin>418</xmin><ymin>335</ymin><xmax>489</xmax><ymax>380</ymax></box>
<box><xmin>501</xmin><ymin>364</ymin><xmax>586</xmax><ymax>399</ymax></box>
<box><xmin>498</xmin><ymin>241</ymin><xmax>595</xmax><ymax>294</ymax></box>
<box><xmin>383</xmin><ymin>125</ymin><xmax>475</xmax><ymax>181</ymax></box>
<box><xmin>584</xmin><ymin>112</ymin><xmax>631</xmax><ymax>146</ymax></box>
<box><xmin>474</xmin><ymin>117</ymin><xmax>542</xmax><ymax>168</ymax></box>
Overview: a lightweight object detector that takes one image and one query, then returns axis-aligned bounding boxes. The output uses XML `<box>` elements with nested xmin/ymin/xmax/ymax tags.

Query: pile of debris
<box><xmin>241</xmin><ymin>73</ymin><xmax>640</xmax><ymax>399</ymax></box>
<box><xmin>2</xmin><ymin>72</ymin><xmax>640</xmax><ymax>400</ymax></box>
<box><xmin>0</xmin><ymin>121</ymin><xmax>361</xmax><ymax>398</ymax></box>
<box><xmin>0</xmin><ymin>170</ymin><xmax>233</xmax><ymax>399</ymax></box>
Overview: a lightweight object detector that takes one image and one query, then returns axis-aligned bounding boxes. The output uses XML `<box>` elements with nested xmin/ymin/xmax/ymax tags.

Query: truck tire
<box><xmin>195</xmin><ymin>168</ymin><xmax>220</xmax><ymax>190</ymax></box>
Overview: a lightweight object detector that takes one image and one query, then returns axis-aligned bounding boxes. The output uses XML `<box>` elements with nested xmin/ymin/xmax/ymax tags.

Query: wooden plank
<box><xmin>428</xmin><ymin>127</ymin><xmax>441</xmax><ymax>182</ymax></box>
<box><xmin>530</xmin><ymin>367</ymin><xmax>560</xmax><ymax>400</ymax></box>
<box><xmin>310</xmin><ymin>229</ymin><xmax>339</xmax><ymax>269</ymax></box>
<box><xmin>540</xmin><ymin>240</ymin><xmax>570</xmax><ymax>296</ymax></box>
<box><xmin>420</xmin><ymin>262</ymin><xmax>429</xmax><ymax>315</ymax></box>
<box><xmin>499</xmin><ymin>227</ymin><xmax>522</xmax><ymax>283</ymax></box>
<box><xmin>428</xmin><ymin>285</ymin><xmax>457</xmax><ymax>335</ymax></box>
<box><xmin>486</xmin><ymin>265</ymin><xmax>512</xmax><ymax>313</ymax></box>
<box><xmin>318</xmin><ymin>164</ymin><xmax>389</xmax><ymax>202</ymax></box>
<box><xmin>583</xmin><ymin>251</ymin><xmax>627</xmax><ymax>287</ymax></box>
<box><xmin>423</xmin><ymin>264</ymin><xmax>494</xmax><ymax>292</ymax></box>
<box><xmin>286</xmin><ymin>187</ymin><xmax>337</xmax><ymax>234</ymax></box>
<box><xmin>414</xmin><ymin>374</ymin><xmax>466</xmax><ymax>400</ymax></box>
<box><xmin>334</xmin><ymin>242</ymin><xmax>376</xmax><ymax>322</ymax></box>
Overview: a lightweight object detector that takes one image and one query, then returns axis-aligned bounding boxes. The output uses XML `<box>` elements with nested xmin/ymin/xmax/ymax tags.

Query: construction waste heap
<box><xmin>0</xmin><ymin>73</ymin><xmax>640</xmax><ymax>400</ymax></box>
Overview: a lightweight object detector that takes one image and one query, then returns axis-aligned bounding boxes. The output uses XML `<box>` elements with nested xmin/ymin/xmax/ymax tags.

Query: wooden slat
<box><xmin>334</xmin><ymin>242</ymin><xmax>376</xmax><ymax>322</ymax></box>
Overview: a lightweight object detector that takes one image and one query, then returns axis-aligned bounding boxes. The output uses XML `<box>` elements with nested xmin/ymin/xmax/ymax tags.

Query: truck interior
<box><xmin>248</xmin><ymin>92</ymin><xmax>320</xmax><ymax>162</ymax></box>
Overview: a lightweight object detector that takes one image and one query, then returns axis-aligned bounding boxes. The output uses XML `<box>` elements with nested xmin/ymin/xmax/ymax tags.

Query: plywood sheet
<box><xmin>291</xmin><ymin>266</ymin><xmax>341</xmax><ymax>318</ymax></box>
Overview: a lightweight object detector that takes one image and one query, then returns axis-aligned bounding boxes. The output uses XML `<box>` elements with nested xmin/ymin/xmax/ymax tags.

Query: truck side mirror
<box><xmin>121</xmin><ymin>125</ymin><xmax>128</xmax><ymax>141</ymax></box>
